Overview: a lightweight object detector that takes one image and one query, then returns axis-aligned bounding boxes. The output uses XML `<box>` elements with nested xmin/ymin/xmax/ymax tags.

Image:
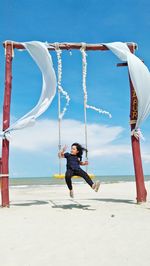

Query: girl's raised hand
<box><xmin>62</xmin><ymin>145</ymin><xmax>67</xmax><ymax>152</ymax></box>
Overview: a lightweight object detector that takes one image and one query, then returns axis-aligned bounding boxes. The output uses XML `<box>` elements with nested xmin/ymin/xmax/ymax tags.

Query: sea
<box><xmin>9</xmin><ymin>175</ymin><xmax>150</xmax><ymax>187</ymax></box>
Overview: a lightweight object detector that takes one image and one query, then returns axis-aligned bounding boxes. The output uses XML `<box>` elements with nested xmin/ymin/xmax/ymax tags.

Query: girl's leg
<box><xmin>75</xmin><ymin>169</ymin><xmax>94</xmax><ymax>187</ymax></box>
<box><xmin>65</xmin><ymin>169</ymin><xmax>74</xmax><ymax>190</ymax></box>
<box><xmin>76</xmin><ymin>169</ymin><xmax>100</xmax><ymax>192</ymax></box>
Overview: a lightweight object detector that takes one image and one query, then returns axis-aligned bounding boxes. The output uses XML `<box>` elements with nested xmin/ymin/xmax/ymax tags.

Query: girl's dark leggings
<box><xmin>65</xmin><ymin>168</ymin><xmax>94</xmax><ymax>190</ymax></box>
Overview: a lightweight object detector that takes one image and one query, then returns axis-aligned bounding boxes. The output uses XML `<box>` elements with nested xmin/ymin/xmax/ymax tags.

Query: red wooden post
<box><xmin>129</xmin><ymin>77</ymin><xmax>147</xmax><ymax>203</ymax></box>
<box><xmin>1</xmin><ymin>42</ymin><xmax>13</xmax><ymax>207</ymax></box>
<box><xmin>0</xmin><ymin>158</ymin><xmax>2</xmax><ymax>188</ymax></box>
<box><xmin>117</xmin><ymin>49</ymin><xmax>147</xmax><ymax>203</ymax></box>
<box><xmin>128</xmin><ymin>45</ymin><xmax>147</xmax><ymax>203</ymax></box>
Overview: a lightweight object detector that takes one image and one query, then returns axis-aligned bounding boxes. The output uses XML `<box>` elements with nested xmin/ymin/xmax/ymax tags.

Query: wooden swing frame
<box><xmin>0</xmin><ymin>41</ymin><xmax>147</xmax><ymax>207</ymax></box>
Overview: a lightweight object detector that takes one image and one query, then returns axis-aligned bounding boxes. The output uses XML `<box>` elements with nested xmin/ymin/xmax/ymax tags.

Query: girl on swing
<box><xmin>58</xmin><ymin>142</ymin><xmax>100</xmax><ymax>198</ymax></box>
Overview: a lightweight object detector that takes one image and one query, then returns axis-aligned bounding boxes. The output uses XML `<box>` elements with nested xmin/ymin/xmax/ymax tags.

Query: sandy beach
<box><xmin>0</xmin><ymin>181</ymin><xmax>150</xmax><ymax>266</ymax></box>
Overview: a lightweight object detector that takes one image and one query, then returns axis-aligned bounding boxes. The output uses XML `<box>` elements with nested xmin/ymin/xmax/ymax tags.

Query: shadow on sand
<box><xmin>11</xmin><ymin>200</ymin><xmax>49</xmax><ymax>207</ymax></box>
<box><xmin>10</xmin><ymin>198</ymin><xmax>135</xmax><ymax>208</ymax></box>
<box><xmin>83</xmin><ymin>198</ymin><xmax>135</xmax><ymax>205</ymax></box>
<box><xmin>49</xmin><ymin>199</ymin><xmax>96</xmax><ymax>211</ymax></box>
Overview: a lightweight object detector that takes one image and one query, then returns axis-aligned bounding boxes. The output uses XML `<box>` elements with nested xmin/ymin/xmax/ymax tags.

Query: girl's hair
<box><xmin>71</xmin><ymin>143</ymin><xmax>88</xmax><ymax>161</ymax></box>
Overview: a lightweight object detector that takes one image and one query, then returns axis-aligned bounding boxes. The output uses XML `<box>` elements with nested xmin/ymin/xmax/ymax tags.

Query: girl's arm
<box><xmin>58</xmin><ymin>145</ymin><xmax>67</xmax><ymax>158</ymax></box>
<box><xmin>79</xmin><ymin>161</ymin><xmax>89</xmax><ymax>166</ymax></box>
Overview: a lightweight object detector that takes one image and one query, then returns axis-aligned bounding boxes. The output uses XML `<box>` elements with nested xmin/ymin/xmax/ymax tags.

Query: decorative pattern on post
<box><xmin>1</xmin><ymin>42</ymin><xmax>13</xmax><ymax>207</ymax></box>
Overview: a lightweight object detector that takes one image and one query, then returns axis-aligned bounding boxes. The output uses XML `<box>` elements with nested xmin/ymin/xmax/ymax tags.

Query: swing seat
<box><xmin>53</xmin><ymin>173</ymin><xmax>95</xmax><ymax>179</ymax></box>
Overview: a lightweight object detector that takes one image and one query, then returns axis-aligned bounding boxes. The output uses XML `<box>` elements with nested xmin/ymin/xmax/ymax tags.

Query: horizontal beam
<box><xmin>3</xmin><ymin>41</ymin><xmax>137</xmax><ymax>52</ymax></box>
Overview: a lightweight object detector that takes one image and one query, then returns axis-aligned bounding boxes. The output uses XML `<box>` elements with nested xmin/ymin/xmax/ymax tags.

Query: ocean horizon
<box><xmin>8</xmin><ymin>175</ymin><xmax>150</xmax><ymax>187</ymax></box>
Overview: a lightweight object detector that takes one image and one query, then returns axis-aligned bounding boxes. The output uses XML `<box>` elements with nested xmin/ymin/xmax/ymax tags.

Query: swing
<box><xmin>53</xmin><ymin>43</ymin><xmax>95</xmax><ymax>179</ymax></box>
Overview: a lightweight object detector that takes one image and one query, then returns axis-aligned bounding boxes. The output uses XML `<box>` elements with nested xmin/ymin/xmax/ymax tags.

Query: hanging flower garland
<box><xmin>80</xmin><ymin>43</ymin><xmax>112</xmax><ymax>119</ymax></box>
<box><xmin>55</xmin><ymin>43</ymin><xmax>70</xmax><ymax>120</ymax></box>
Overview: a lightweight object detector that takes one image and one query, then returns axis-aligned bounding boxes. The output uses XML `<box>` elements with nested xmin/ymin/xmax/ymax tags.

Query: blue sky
<box><xmin>0</xmin><ymin>0</ymin><xmax>150</xmax><ymax>177</ymax></box>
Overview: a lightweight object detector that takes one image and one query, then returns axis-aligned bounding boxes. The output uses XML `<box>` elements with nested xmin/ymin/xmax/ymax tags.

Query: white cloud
<box><xmin>1</xmin><ymin>118</ymin><xmax>150</xmax><ymax>162</ymax></box>
<box><xmin>142</xmin><ymin>153</ymin><xmax>150</xmax><ymax>163</ymax></box>
<box><xmin>9</xmin><ymin>118</ymin><xmax>126</xmax><ymax>156</ymax></box>
<box><xmin>1</xmin><ymin>117</ymin><xmax>150</xmax><ymax>175</ymax></box>
<box><xmin>90</xmin><ymin>144</ymin><xmax>131</xmax><ymax>157</ymax></box>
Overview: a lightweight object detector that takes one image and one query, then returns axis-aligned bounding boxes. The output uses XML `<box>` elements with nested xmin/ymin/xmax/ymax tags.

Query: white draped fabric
<box><xmin>0</xmin><ymin>41</ymin><xmax>56</xmax><ymax>139</ymax></box>
<box><xmin>105</xmin><ymin>42</ymin><xmax>150</xmax><ymax>137</ymax></box>
<box><xmin>1</xmin><ymin>41</ymin><xmax>150</xmax><ymax>140</ymax></box>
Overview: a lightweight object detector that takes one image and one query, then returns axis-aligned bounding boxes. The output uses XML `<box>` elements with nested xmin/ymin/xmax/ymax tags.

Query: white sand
<box><xmin>0</xmin><ymin>181</ymin><xmax>150</xmax><ymax>266</ymax></box>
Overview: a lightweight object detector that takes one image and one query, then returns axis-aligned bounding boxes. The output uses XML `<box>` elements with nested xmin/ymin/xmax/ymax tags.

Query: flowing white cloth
<box><xmin>0</xmin><ymin>41</ymin><xmax>56</xmax><ymax>139</ymax></box>
<box><xmin>105</xmin><ymin>42</ymin><xmax>150</xmax><ymax>137</ymax></box>
<box><xmin>1</xmin><ymin>41</ymin><xmax>150</xmax><ymax>140</ymax></box>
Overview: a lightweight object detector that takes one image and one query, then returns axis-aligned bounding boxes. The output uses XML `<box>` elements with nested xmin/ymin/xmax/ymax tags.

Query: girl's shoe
<box><xmin>70</xmin><ymin>190</ymin><xmax>74</xmax><ymax>198</ymax></box>
<box><xmin>94</xmin><ymin>181</ymin><xmax>100</xmax><ymax>192</ymax></box>
<box><xmin>92</xmin><ymin>183</ymin><xmax>96</xmax><ymax>190</ymax></box>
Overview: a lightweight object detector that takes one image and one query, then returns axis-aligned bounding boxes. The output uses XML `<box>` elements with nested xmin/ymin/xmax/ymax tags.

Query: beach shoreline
<box><xmin>7</xmin><ymin>175</ymin><xmax>150</xmax><ymax>187</ymax></box>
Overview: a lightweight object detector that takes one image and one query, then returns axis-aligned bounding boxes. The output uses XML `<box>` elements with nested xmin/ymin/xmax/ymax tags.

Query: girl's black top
<box><xmin>64</xmin><ymin>152</ymin><xmax>81</xmax><ymax>170</ymax></box>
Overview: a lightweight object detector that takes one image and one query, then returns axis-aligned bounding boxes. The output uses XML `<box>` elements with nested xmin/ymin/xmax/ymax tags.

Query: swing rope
<box><xmin>54</xmin><ymin>42</ymin><xmax>111</xmax><ymax>176</ymax></box>
<box><xmin>55</xmin><ymin>43</ymin><xmax>70</xmax><ymax>120</ymax></box>
<box><xmin>55</xmin><ymin>43</ymin><xmax>70</xmax><ymax>175</ymax></box>
<box><xmin>80</xmin><ymin>43</ymin><xmax>112</xmax><ymax>166</ymax></box>
<box><xmin>80</xmin><ymin>43</ymin><xmax>88</xmax><ymax>163</ymax></box>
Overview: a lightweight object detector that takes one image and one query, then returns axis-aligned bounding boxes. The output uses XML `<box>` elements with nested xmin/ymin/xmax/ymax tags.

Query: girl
<box><xmin>58</xmin><ymin>142</ymin><xmax>100</xmax><ymax>198</ymax></box>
